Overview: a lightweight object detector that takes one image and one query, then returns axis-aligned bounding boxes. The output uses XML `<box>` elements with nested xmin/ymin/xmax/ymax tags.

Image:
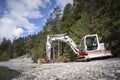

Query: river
<box><xmin>0</xmin><ymin>66</ymin><xmax>20</xmax><ymax>80</ymax></box>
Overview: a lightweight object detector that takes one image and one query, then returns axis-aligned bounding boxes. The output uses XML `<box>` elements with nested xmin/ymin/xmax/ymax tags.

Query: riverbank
<box><xmin>0</xmin><ymin>55</ymin><xmax>38</xmax><ymax>80</ymax></box>
<box><xmin>0</xmin><ymin>56</ymin><xmax>120</xmax><ymax>80</ymax></box>
<box><xmin>0</xmin><ymin>55</ymin><xmax>38</xmax><ymax>72</ymax></box>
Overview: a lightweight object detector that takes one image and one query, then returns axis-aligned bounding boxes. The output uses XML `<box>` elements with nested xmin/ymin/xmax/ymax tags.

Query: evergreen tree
<box><xmin>62</xmin><ymin>3</ymin><xmax>75</xmax><ymax>33</ymax></box>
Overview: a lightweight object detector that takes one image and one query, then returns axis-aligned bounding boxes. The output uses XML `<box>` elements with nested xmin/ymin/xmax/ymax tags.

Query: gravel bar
<box><xmin>14</xmin><ymin>58</ymin><xmax>120</xmax><ymax>80</ymax></box>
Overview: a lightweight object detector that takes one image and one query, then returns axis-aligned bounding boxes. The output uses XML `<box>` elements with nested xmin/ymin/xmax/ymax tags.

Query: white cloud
<box><xmin>56</xmin><ymin>0</ymin><xmax>73</xmax><ymax>9</ymax></box>
<box><xmin>6</xmin><ymin>0</ymin><xmax>44</xmax><ymax>19</ymax></box>
<box><xmin>0</xmin><ymin>17</ymin><xmax>16</xmax><ymax>39</ymax></box>
<box><xmin>44</xmin><ymin>0</ymin><xmax>51</xmax><ymax>5</ymax></box>
<box><xmin>0</xmin><ymin>0</ymin><xmax>51</xmax><ymax>40</ymax></box>
<box><xmin>26</xmin><ymin>10</ymin><xmax>43</xmax><ymax>19</ymax></box>
<box><xmin>14</xmin><ymin>28</ymin><xmax>24</xmax><ymax>37</ymax></box>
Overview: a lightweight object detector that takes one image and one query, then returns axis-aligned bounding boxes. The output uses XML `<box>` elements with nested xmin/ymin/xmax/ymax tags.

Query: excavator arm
<box><xmin>46</xmin><ymin>33</ymin><xmax>81</xmax><ymax>60</ymax></box>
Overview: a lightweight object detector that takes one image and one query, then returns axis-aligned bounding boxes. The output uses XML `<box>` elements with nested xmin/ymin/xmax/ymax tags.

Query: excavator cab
<box><xmin>86</xmin><ymin>35</ymin><xmax>98</xmax><ymax>51</ymax></box>
<box><xmin>82</xmin><ymin>34</ymin><xmax>99</xmax><ymax>52</ymax></box>
<box><xmin>82</xmin><ymin>34</ymin><xmax>112</xmax><ymax>59</ymax></box>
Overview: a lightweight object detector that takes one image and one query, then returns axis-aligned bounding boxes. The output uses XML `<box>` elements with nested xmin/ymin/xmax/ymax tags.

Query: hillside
<box><xmin>0</xmin><ymin>0</ymin><xmax>119</xmax><ymax>63</ymax></box>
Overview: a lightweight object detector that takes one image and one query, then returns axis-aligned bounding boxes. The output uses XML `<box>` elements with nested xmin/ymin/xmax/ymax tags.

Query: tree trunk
<box><xmin>58</xmin><ymin>41</ymin><xmax>60</xmax><ymax>57</ymax></box>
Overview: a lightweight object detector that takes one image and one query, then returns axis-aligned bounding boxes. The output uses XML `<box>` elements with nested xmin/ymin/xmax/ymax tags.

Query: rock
<box><xmin>98</xmin><ymin>78</ymin><xmax>107</xmax><ymax>80</ymax></box>
<box><xmin>116</xmin><ymin>70</ymin><xmax>120</xmax><ymax>73</ymax></box>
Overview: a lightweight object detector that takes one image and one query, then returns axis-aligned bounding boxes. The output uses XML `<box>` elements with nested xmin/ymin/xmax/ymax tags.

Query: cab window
<box><xmin>86</xmin><ymin>36</ymin><xmax>98</xmax><ymax>51</ymax></box>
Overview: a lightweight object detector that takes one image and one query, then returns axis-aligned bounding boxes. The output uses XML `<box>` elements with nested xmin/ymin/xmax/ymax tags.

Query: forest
<box><xmin>0</xmin><ymin>0</ymin><xmax>120</xmax><ymax>62</ymax></box>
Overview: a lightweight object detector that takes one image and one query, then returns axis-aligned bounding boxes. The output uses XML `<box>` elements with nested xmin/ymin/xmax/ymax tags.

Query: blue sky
<box><xmin>0</xmin><ymin>0</ymin><xmax>73</xmax><ymax>41</ymax></box>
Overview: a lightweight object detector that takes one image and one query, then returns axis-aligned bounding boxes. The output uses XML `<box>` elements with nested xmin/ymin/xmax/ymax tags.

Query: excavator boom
<box><xmin>46</xmin><ymin>33</ymin><xmax>80</xmax><ymax>60</ymax></box>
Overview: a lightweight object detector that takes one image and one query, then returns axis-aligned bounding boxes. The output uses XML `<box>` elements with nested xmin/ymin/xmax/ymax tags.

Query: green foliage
<box><xmin>91</xmin><ymin>0</ymin><xmax>120</xmax><ymax>56</ymax></box>
<box><xmin>31</xmin><ymin>48</ymin><xmax>40</xmax><ymax>63</ymax></box>
<box><xmin>70</xmin><ymin>12</ymin><xmax>91</xmax><ymax>44</ymax></box>
<box><xmin>0</xmin><ymin>38</ymin><xmax>12</xmax><ymax>61</ymax></box>
<box><xmin>61</xmin><ymin>3</ymin><xmax>75</xmax><ymax>33</ymax></box>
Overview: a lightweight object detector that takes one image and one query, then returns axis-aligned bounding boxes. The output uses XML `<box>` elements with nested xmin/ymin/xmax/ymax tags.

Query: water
<box><xmin>0</xmin><ymin>66</ymin><xmax>20</xmax><ymax>80</ymax></box>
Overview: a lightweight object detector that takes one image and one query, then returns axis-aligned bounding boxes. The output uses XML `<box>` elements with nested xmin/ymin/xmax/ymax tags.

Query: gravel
<box><xmin>0</xmin><ymin>56</ymin><xmax>119</xmax><ymax>80</ymax></box>
<box><xmin>14</xmin><ymin>58</ymin><xmax>120</xmax><ymax>80</ymax></box>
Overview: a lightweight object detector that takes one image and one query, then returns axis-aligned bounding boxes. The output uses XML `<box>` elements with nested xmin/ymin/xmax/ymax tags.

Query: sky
<box><xmin>0</xmin><ymin>0</ymin><xmax>73</xmax><ymax>41</ymax></box>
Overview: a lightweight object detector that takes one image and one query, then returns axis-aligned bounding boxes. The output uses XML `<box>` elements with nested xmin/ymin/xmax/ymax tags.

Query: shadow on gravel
<box><xmin>89</xmin><ymin>56</ymin><xmax>113</xmax><ymax>61</ymax></box>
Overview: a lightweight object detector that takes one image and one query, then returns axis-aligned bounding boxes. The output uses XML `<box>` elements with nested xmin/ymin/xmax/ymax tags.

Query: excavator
<box><xmin>45</xmin><ymin>33</ymin><xmax>112</xmax><ymax>62</ymax></box>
